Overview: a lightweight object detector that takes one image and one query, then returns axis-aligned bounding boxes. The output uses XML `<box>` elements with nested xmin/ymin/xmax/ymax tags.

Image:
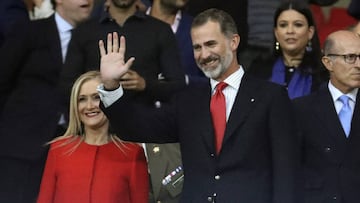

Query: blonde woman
<box><xmin>37</xmin><ymin>71</ymin><xmax>148</xmax><ymax>203</ymax></box>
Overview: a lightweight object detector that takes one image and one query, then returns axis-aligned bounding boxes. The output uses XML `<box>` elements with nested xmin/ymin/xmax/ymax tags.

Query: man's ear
<box><xmin>230</xmin><ymin>34</ymin><xmax>240</xmax><ymax>51</ymax></box>
<box><xmin>322</xmin><ymin>56</ymin><xmax>333</xmax><ymax>72</ymax></box>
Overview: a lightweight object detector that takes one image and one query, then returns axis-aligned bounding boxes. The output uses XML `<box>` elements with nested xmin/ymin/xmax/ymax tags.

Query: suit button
<box><xmin>333</xmin><ymin>195</ymin><xmax>337</xmax><ymax>200</ymax></box>
<box><xmin>215</xmin><ymin>175</ymin><xmax>220</xmax><ymax>180</ymax></box>
<box><xmin>207</xmin><ymin>196</ymin><xmax>213</xmax><ymax>202</ymax></box>
<box><xmin>210</xmin><ymin>153</ymin><xmax>215</xmax><ymax>157</ymax></box>
<box><xmin>324</xmin><ymin>147</ymin><xmax>331</xmax><ymax>152</ymax></box>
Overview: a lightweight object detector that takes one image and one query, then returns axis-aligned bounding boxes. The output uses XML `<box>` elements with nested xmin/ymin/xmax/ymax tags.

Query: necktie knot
<box><xmin>215</xmin><ymin>82</ymin><xmax>228</xmax><ymax>93</ymax></box>
<box><xmin>339</xmin><ymin>95</ymin><xmax>350</xmax><ymax>106</ymax></box>
<box><xmin>338</xmin><ymin>95</ymin><xmax>352</xmax><ymax>137</ymax></box>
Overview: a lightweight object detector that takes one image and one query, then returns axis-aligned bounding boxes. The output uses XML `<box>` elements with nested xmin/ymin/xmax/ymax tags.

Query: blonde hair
<box><xmin>49</xmin><ymin>71</ymin><xmax>126</xmax><ymax>152</ymax></box>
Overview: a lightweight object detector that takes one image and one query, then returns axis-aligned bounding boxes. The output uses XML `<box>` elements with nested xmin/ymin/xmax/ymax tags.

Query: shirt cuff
<box><xmin>97</xmin><ymin>84</ymin><xmax>123</xmax><ymax>108</ymax></box>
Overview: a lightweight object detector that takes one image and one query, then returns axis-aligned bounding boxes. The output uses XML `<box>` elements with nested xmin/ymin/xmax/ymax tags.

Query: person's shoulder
<box><xmin>244</xmin><ymin>73</ymin><xmax>283</xmax><ymax>90</ymax></box>
<box><xmin>28</xmin><ymin>15</ymin><xmax>55</xmax><ymax>27</ymax></box>
<box><xmin>74</xmin><ymin>17</ymin><xmax>100</xmax><ymax>31</ymax></box>
<box><xmin>292</xmin><ymin>86</ymin><xmax>330</xmax><ymax>114</ymax></box>
<box><xmin>10</xmin><ymin>15</ymin><xmax>51</xmax><ymax>33</ymax></box>
<box><xmin>141</xmin><ymin>14</ymin><xmax>173</xmax><ymax>30</ymax></box>
<box><xmin>49</xmin><ymin>136</ymin><xmax>80</xmax><ymax>150</ymax></box>
<box><xmin>180</xmin><ymin>11</ymin><xmax>194</xmax><ymax>22</ymax></box>
<box><xmin>112</xmin><ymin>141</ymin><xmax>143</xmax><ymax>153</ymax></box>
<box><xmin>179</xmin><ymin>79</ymin><xmax>209</xmax><ymax>94</ymax></box>
<box><xmin>111</xmin><ymin>141</ymin><xmax>146</xmax><ymax>160</ymax></box>
<box><xmin>242</xmin><ymin>74</ymin><xmax>291</xmax><ymax>103</ymax></box>
<box><xmin>70</xmin><ymin>18</ymin><xmax>103</xmax><ymax>42</ymax></box>
<box><xmin>245</xmin><ymin>53</ymin><xmax>276</xmax><ymax>78</ymax></box>
<box><xmin>292</xmin><ymin>88</ymin><xmax>324</xmax><ymax>106</ymax></box>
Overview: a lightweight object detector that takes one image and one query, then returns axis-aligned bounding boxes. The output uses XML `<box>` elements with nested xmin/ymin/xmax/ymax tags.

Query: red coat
<box><xmin>37</xmin><ymin>138</ymin><xmax>148</xmax><ymax>203</ymax></box>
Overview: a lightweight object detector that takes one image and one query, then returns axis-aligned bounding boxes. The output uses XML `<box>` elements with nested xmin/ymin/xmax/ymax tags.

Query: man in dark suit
<box><xmin>97</xmin><ymin>8</ymin><xmax>298</xmax><ymax>203</ymax></box>
<box><xmin>293</xmin><ymin>30</ymin><xmax>360</xmax><ymax>203</ymax></box>
<box><xmin>0</xmin><ymin>0</ymin><xmax>94</xmax><ymax>202</ymax></box>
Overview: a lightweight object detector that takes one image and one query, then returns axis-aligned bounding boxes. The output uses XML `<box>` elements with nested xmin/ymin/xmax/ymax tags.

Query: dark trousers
<box><xmin>0</xmin><ymin>155</ymin><xmax>47</xmax><ymax>203</ymax></box>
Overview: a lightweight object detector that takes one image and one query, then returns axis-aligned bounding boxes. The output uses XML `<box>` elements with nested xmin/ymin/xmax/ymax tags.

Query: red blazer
<box><xmin>37</xmin><ymin>138</ymin><xmax>148</xmax><ymax>203</ymax></box>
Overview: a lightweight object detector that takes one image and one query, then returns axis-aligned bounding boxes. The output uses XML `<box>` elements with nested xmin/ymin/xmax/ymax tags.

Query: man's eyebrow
<box><xmin>204</xmin><ymin>40</ymin><xmax>217</xmax><ymax>45</ymax></box>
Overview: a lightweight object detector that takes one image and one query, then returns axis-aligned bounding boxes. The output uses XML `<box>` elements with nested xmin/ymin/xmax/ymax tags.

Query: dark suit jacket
<box><xmin>0</xmin><ymin>15</ymin><xmax>63</xmax><ymax>161</ymax></box>
<box><xmin>0</xmin><ymin>0</ymin><xmax>29</xmax><ymax>46</ymax></box>
<box><xmin>103</xmin><ymin>74</ymin><xmax>298</xmax><ymax>203</ymax></box>
<box><xmin>293</xmin><ymin>86</ymin><xmax>360</xmax><ymax>203</ymax></box>
<box><xmin>146</xmin><ymin>143</ymin><xmax>183</xmax><ymax>203</ymax></box>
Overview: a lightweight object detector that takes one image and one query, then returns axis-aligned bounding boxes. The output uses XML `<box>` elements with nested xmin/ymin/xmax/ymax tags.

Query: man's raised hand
<box><xmin>99</xmin><ymin>32</ymin><xmax>135</xmax><ymax>90</ymax></box>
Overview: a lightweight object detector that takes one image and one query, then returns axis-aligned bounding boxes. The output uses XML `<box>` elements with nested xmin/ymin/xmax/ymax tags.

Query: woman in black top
<box><xmin>247</xmin><ymin>1</ymin><xmax>328</xmax><ymax>99</ymax></box>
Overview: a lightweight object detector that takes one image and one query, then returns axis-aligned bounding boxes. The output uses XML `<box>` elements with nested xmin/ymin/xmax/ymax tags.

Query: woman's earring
<box><xmin>275</xmin><ymin>41</ymin><xmax>280</xmax><ymax>50</ymax></box>
<box><xmin>306</xmin><ymin>41</ymin><xmax>312</xmax><ymax>52</ymax></box>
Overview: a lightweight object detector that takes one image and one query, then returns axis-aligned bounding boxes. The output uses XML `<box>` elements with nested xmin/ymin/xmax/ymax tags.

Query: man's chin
<box><xmin>202</xmin><ymin>70</ymin><xmax>220</xmax><ymax>80</ymax></box>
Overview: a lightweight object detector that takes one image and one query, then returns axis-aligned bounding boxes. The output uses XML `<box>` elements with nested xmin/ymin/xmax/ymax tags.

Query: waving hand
<box><xmin>99</xmin><ymin>32</ymin><xmax>135</xmax><ymax>90</ymax></box>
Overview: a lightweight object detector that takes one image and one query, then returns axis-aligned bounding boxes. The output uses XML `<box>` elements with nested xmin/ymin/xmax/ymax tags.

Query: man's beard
<box><xmin>112</xmin><ymin>0</ymin><xmax>136</xmax><ymax>9</ymax></box>
<box><xmin>199</xmin><ymin>49</ymin><xmax>233</xmax><ymax>80</ymax></box>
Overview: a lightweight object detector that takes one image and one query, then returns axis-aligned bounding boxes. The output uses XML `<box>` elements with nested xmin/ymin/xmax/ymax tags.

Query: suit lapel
<box><xmin>348</xmin><ymin>91</ymin><xmax>360</xmax><ymax>140</ymax></box>
<box><xmin>314</xmin><ymin>88</ymin><xmax>347</xmax><ymax>144</ymax></box>
<box><xmin>197</xmin><ymin>83</ymin><xmax>216</xmax><ymax>153</ymax></box>
<box><xmin>223</xmin><ymin>74</ymin><xmax>258</xmax><ymax>146</ymax></box>
<box><xmin>46</xmin><ymin>15</ymin><xmax>63</xmax><ymax>66</ymax></box>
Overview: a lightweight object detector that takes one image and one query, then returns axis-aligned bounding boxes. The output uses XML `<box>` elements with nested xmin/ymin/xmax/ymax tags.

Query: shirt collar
<box><xmin>172</xmin><ymin>10</ymin><xmax>182</xmax><ymax>33</ymax></box>
<box><xmin>55</xmin><ymin>12</ymin><xmax>73</xmax><ymax>33</ymax></box>
<box><xmin>210</xmin><ymin>66</ymin><xmax>244</xmax><ymax>92</ymax></box>
<box><xmin>328</xmin><ymin>81</ymin><xmax>358</xmax><ymax>102</ymax></box>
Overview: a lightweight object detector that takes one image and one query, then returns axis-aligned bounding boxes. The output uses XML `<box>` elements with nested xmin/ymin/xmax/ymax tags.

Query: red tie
<box><xmin>210</xmin><ymin>82</ymin><xmax>228</xmax><ymax>154</ymax></box>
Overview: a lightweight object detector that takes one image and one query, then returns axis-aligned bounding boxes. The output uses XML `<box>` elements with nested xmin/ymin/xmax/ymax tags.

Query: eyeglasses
<box><xmin>326</xmin><ymin>54</ymin><xmax>360</xmax><ymax>64</ymax></box>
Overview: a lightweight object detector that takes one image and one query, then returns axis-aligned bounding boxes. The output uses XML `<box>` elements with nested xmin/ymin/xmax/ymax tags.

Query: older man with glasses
<box><xmin>293</xmin><ymin>30</ymin><xmax>360</xmax><ymax>203</ymax></box>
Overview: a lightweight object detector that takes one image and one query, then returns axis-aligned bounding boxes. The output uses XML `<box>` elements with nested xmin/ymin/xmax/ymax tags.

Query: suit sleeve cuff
<box><xmin>97</xmin><ymin>84</ymin><xmax>123</xmax><ymax>108</ymax></box>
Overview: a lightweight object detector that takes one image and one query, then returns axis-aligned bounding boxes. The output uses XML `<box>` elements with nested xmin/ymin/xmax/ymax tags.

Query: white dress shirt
<box><xmin>55</xmin><ymin>12</ymin><xmax>73</xmax><ymax>63</ymax></box>
<box><xmin>210</xmin><ymin>66</ymin><xmax>244</xmax><ymax>121</ymax></box>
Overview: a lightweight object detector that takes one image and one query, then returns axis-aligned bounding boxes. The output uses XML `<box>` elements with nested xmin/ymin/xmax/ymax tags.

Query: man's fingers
<box><xmin>107</xmin><ymin>33</ymin><xmax>112</xmax><ymax>53</ymax></box>
<box><xmin>125</xmin><ymin>57</ymin><xmax>135</xmax><ymax>70</ymax></box>
<box><xmin>119</xmin><ymin>36</ymin><xmax>126</xmax><ymax>55</ymax></box>
<box><xmin>99</xmin><ymin>40</ymin><xmax>105</xmax><ymax>57</ymax></box>
<box><xmin>112</xmin><ymin>32</ymin><xmax>119</xmax><ymax>52</ymax></box>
